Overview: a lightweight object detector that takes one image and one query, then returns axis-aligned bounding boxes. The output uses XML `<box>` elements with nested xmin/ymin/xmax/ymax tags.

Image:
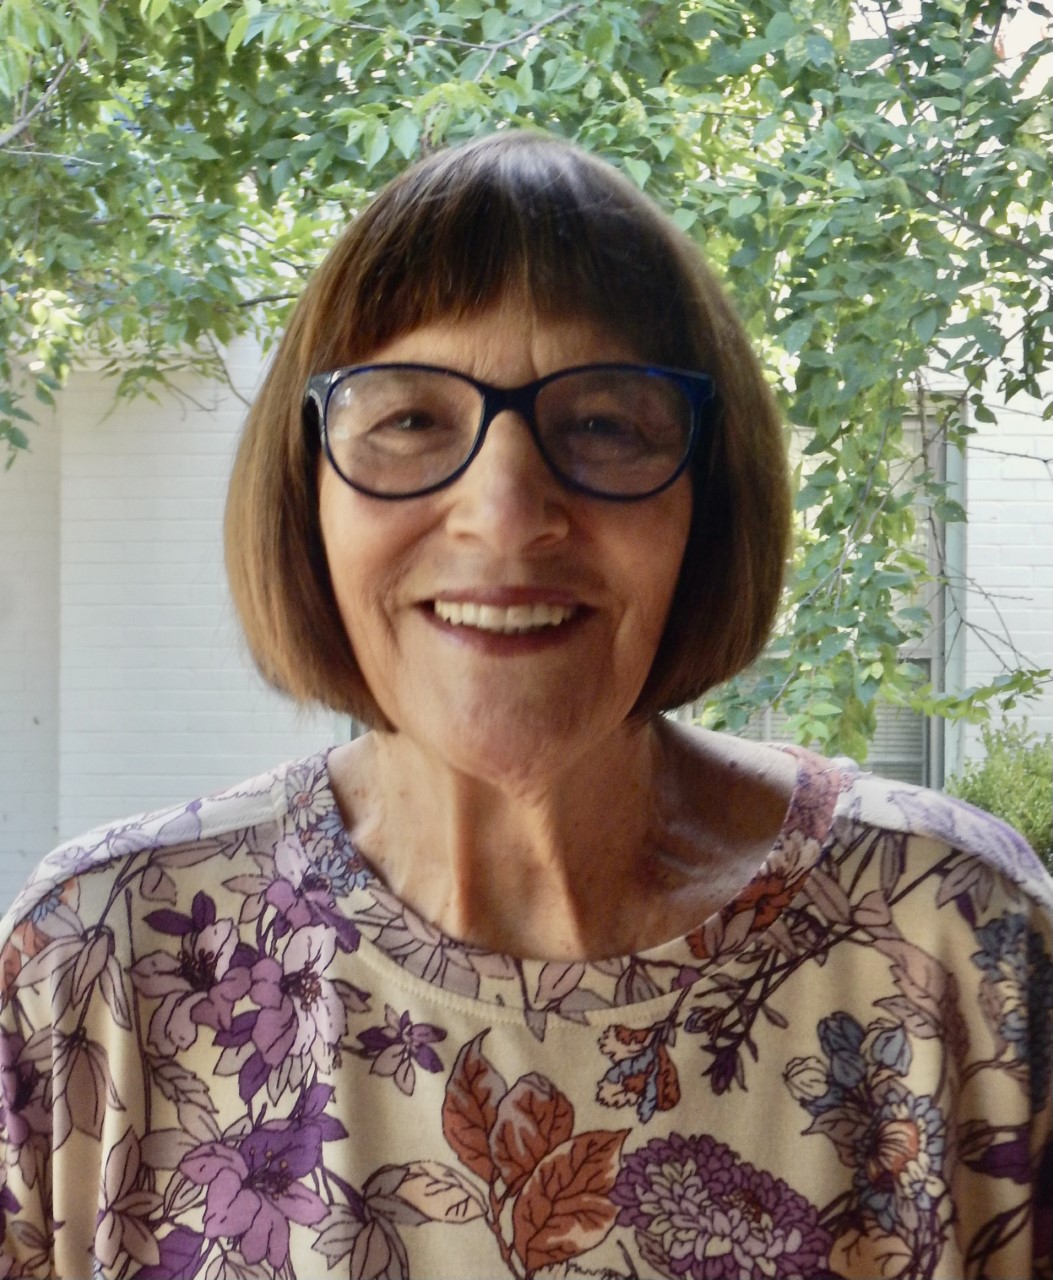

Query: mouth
<box><xmin>432</xmin><ymin>600</ymin><xmax>579</xmax><ymax>634</ymax></box>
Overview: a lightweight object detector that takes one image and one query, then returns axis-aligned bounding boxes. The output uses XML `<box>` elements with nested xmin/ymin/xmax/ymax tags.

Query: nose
<box><xmin>444</xmin><ymin>409</ymin><xmax>571</xmax><ymax>552</ymax></box>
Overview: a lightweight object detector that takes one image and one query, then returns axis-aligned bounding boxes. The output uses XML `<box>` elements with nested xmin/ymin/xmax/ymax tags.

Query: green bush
<box><xmin>945</xmin><ymin>721</ymin><xmax>1053</xmax><ymax>867</ymax></box>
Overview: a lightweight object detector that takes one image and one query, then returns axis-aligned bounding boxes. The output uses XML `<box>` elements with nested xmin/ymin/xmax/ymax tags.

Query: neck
<box><xmin>337</xmin><ymin>719</ymin><xmax>672</xmax><ymax>958</ymax></box>
<box><xmin>329</xmin><ymin>721</ymin><xmax>796</xmax><ymax>961</ymax></box>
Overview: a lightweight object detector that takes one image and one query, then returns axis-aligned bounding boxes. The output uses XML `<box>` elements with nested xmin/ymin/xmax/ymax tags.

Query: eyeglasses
<box><xmin>304</xmin><ymin>362</ymin><xmax>717</xmax><ymax>501</ymax></box>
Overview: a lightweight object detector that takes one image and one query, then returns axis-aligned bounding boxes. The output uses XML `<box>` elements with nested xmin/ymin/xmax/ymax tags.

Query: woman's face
<box><xmin>318</xmin><ymin>302</ymin><xmax>692</xmax><ymax>787</ymax></box>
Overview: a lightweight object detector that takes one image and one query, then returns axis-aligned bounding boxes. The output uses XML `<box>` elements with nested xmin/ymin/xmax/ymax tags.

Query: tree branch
<box><xmin>0</xmin><ymin>38</ymin><xmax>89</xmax><ymax>150</ymax></box>
<box><xmin>293</xmin><ymin>0</ymin><xmax>582</xmax><ymax>57</ymax></box>
<box><xmin>473</xmin><ymin>3</ymin><xmax>584</xmax><ymax>80</ymax></box>
<box><xmin>969</xmin><ymin>443</ymin><xmax>1053</xmax><ymax>481</ymax></box>
<box><xmin>236</xmin><ymin>292</ymin><xmax>301</xmax><ymax>308</ymax></box>
<box><xmin>0</xmin><ymin>146</ymin><xmax>103</xmax><ymax>165</ymax></box>
<box><xmin>843</xmin><ymin>134</ymin><xmax>1053</xmax><ymax>275</ymax></box>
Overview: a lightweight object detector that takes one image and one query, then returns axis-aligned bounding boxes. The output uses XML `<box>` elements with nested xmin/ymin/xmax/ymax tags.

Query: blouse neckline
<box><xmin>274</xmin><ymin>746</ymin><xmax>853</xmax><ymax>1017</ymax></box>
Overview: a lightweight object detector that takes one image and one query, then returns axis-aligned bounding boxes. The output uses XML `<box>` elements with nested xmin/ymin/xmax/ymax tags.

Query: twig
<box><xmin>204</xmin><ymin>333</ymin><xmax>251</xmax><ymax>408</ymax></box>
<box><xmin>472</xmin><ymin>2</ymin><xmax>582</xmax><ymax>81</ymax></box>
<box><xmin>968</xmin><ymin>444</ymin><xmax>1053</xmax><ymax>478</ymax></box>
<box><xmin>236</xmin><ymin>292</ymin><xmax>301</xmax><ymax>308</ymax></box>
<box><xmin>941</xmin><ymin>569</ymin><xmax>1045</xmax><ymax>669</ymax></box>
<box><xmin>874</xmin><ymin>0</ymin><xmax>923</xmax><ymax>113</ymax></box>
<box><xmin>0</xmin><ymin>37</ymin><xmax>90</xmax><ymax>150</ymax></box>
<box><xmin>844</xmin><ymin>135</ymin><xmax>1053</xmax><ymax>276</ymax></box>
<box><xmin>0</xmin><ymin>146</ymin><xmax>103</xmax><ymax>165</ymax></box>
<box><xmin>289</xmin><ymin>0</ymin><xmax>581</xmax><ymax>60</ymax></box>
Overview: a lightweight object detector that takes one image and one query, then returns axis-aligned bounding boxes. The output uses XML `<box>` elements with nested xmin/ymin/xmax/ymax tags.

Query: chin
<box><xmin>414</xmin><ymin>691</ymin><xmax>624</xmax><ymax>790</ymax></box>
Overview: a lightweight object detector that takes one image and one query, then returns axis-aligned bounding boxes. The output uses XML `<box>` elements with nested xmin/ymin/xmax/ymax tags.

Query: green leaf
<box><xmin>225</xmin><ymin>9</ymin><xmax>250</xmax><ymax>57</ymax></box>
<box><xmin>781</xmin><ymin>317</ymin><xmax>813</xmax><ymax>355</ymax></box>
<box><xmin>623</xmin><ymin>157</ymin><xmax>650</xmax><ymax>189</ymax></box>
<box><xmin>765</xmin><ymin>12</ymin><xmax>797</xmax><ymax>43</ymax></box>
<box><xmin>912</xmin><ymin>308</ymin><xmax>940</xmax><ymax>345</ymax></box>
<box><xmin>728</xmin><ymin>193</ymin><xmax>761</xmax><ymax>218</ymax></box>
<box><xmin>364</xmin><ymin>123</ymin><xmax>390</xmax><ymax>169</ymax></box>
<box><xmin>804</xmin><ymin>33</ymin><xmax>835</xmax><ymax>66</ymax></box>
<box><xmin>391</xmin><ymin>114</ymin><xmax>420</xmax><ymax>160</ymax></box>
<box><xmin>583</xmin><ymin>17</ymin><xmax>614</xmax><ymax>61</ymax></box>
<box><xmin>752</xmin><ymin>115</ymin><xmax>780</xmax><ymax>145</ymax></box>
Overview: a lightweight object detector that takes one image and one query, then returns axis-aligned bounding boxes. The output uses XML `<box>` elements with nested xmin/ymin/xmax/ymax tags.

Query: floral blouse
<box><xmin>0</xmin><ymin>746</ymin><xmax>1051</xmax><ymax>1279</ymax></box>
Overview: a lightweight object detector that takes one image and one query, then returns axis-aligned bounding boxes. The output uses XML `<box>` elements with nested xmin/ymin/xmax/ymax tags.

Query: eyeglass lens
<box><xmin>323</xmin><ymin>366</ymin><xmax>694</xmax><ymax>498</ymax></box>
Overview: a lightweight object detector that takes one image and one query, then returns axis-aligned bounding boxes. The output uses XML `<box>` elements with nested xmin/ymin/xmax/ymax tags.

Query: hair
<box><xmin>225</xmin><ymin>131</ymin><xmax>791</xmax><ymax>724</ymax></box>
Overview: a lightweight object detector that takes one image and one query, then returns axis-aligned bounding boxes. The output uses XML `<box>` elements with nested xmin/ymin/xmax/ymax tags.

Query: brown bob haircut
<box><xmin>225</xmin><ymin>131</ymin><xmax>790</xmax><ymax>725</ymax></box>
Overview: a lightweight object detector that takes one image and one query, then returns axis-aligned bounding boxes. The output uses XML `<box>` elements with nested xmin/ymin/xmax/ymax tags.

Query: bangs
<box><xmin>302</xmin><ymin>133</ymin><xmax>704</xmax><ymax>372</ymax></box>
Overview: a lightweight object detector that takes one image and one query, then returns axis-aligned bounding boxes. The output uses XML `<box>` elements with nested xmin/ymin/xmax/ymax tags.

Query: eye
<box><xmin>354</xmin><ymin>406</ymin><xmax>465</xmax><ymax>460</ymax></box>
<box><xmin>570</xmin><ymin>414</ymin><xmax>639</xmax><ymax>440</ymax></box>
<box><xmin>370</xmin><ymin>410</ymin><xmax>444</xmax><ymax>434</ymax></box>
<box><xmin>558</xmin><ymin>413</ymin><xmax>648</xmax><ymax>458</ymax></box>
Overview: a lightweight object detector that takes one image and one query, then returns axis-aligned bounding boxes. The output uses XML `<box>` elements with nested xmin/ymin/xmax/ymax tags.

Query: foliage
<box><xmin>2</xmin><ymin>0</ymin><xmax>1051</xmax><ymax>755</ymax></box>
<box><xmin>945</xmin><ymin>721</ymin><xmax>1053</xmax><ymax>864</ymax></box>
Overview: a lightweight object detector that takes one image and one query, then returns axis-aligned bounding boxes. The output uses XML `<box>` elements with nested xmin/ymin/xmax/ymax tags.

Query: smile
<box><xmin>432</xmin><ymin>601</ymin><xmax>578</xmax><ymax>633</ymax></box>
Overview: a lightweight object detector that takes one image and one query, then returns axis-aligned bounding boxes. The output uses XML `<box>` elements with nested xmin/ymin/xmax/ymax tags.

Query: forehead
<box><xmin>360</xmin><ymin>304</ymin><xmax>644</xmax><ymax>383</ymax></box>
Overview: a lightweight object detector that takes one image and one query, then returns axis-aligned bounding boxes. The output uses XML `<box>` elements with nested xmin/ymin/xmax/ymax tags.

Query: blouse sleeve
<box><xmin>1</xmin><ymin>903</ymin><xmax>59</xmax><ymax>1278</ymax></box>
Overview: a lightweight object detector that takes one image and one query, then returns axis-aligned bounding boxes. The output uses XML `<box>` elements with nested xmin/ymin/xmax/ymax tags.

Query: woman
<box><xmin>1</xmin><ymin>133</ymin><xmax>1050</xmax><ymax>1279</ymax></box>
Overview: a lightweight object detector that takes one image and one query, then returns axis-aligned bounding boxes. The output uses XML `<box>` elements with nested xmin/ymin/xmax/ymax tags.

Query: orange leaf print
<box><xmin>656</xmin><ymin>1043</ymin><xmax>681</xmax><ymax>1112</ymax></box>
<box><xmin>441</xmin><ymin>1032</ymin><xmax>507</xmax><ymax>1183</ymax></box>
<box><xmin>489</xmin><ymin>1072</ymin><xmax>575</xmax><ymax>1195</ymax></box>
<box><xmin>511</xmin><ymin>1128</ymin><xmax>628</xmax><ymax>1271</ymax></box>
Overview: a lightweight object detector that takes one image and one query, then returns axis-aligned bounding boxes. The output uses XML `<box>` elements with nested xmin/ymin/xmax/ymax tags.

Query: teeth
<box><xmin>433</xmin><ymin>600</ymin><xmax>577</xmax><ymax>633</ymax></box>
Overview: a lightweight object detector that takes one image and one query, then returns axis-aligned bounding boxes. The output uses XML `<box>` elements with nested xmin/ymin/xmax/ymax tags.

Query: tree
<box><xmin>2</xmin><ymin>0</ymin><xmax>1050</xmax><ymax>758</ymax></box>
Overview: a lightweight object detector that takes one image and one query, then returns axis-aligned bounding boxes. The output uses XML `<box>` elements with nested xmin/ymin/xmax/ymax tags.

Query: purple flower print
<box><xmin>285</xmin><ymin>1081</ymin><xmax>350</xmax><ymax>1145</ymax></box>
<box><xmin>250</xmin><ymin>925</ymin><xmax>346</xmax><ymax>1068</ymax></box>
<box><xmin>0</xmin><ymin>1029</ymin><xmax>50</xmax><ymax>1190</ymax></box>
<box><xmin>181</xmin><ymin>1125</ymin><xmax>327</xmax><ymax>1268</ymax></box>
<box><xmin>0</xmin><ymin>1167</ymin><xmax>19</xmax><ymax>1240</ymax></box>
<box><xmin>356</xmin><ymin>1005</ymin><xmax>446</xmax><ymax>1094</ymax></box>
<box><xmin>131</xmin><ymin>915</ymin><xmax>252</xmax><ymax>1055</ymax></box>
<box><xmin>611</xmin><ymin>1132</ymin><xmax>831</xmax><ymax>1279</ymax></box>
<box><xmin>266</xmin><ymin>838</ymin><xmax>361</xmax><ymax>952</ymax></box>
<box><xmin>1036</xmin><ymin>1138</ymin><xmax>1053</xmax><ymax>1264</ymax></box>
<box><xmin>0</xmin><ymin>1030</ymin><xmax>48</xmax><ymax>1153</ymax></box>
<box><xmin>135</xmin><ymin>1226</ymin><xmax>206</xmax><ymax>1280</ymax></box>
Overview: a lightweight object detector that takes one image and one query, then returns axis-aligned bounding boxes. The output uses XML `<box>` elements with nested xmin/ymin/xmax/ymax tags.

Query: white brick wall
<box><xmin>0</xmin><ymin>409</ymin><xmax>60</xmax><ymax>899</ymax></box>
<box><xmin>958</xmin><ymin>393</ymin><xmax>1053</xmax><ymax>763</ymax></box>
<box><xmin>0</xmin><ymin>341</ymin><xmax>341</xmax><ymax>913</ymax></box>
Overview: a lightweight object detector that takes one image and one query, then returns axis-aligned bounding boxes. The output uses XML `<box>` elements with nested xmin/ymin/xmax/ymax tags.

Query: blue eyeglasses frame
<box><xmin>304</xmin><ymin>361</ymin><xmax>717</xmax><ymax>502</ymax></box>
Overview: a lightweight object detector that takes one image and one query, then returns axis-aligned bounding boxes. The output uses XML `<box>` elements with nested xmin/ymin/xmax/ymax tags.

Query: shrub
<box><xmin>945</xmin><ymin>721</ymin><xmax>1053</xmax><ymax>867</ymax></box>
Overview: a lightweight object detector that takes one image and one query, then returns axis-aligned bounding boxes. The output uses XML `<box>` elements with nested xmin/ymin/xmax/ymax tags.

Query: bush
<box><xmin>945</xmin><ymin>721</ymin><xmax>1053</xmax><ymax>867</ymax></box>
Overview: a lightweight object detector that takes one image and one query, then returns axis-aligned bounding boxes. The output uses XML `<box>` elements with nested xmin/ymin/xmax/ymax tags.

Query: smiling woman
<box><xmin>2</xmin><ymin>133</ymin><xmax>1052</xmax><ymax>1280</ymax></box>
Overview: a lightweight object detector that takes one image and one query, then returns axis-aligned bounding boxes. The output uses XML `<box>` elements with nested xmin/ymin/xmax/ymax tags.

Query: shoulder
<box><xmin>0</xmin><ymin>752</ymin><xmax>335</xmax><ymax>952</ymax></box>
<box><xmin>828</xmin><ymin>758</ymin><xmax>1053</xmax><ymax>910</ymax></box>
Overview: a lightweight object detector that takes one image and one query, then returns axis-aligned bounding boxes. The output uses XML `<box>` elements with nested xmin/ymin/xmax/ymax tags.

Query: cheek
<box><xmin>318</xmin><ymin>475</ymin><xmax>390</xmax><ymax>633</ymax></box>
<box><xmin>317</xmin><ymin>474</ymin><xmax>432</xmax><ymax>660</ymax></box>
<box><xmin>636</xmin><ymin>485</ymin><xmax>692</xmax><ymax>608</ymax></box>
<box><xmin>318</xmin><ymin>473</ymin><xmax>359</xmax><ymax>608</ymax></box>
